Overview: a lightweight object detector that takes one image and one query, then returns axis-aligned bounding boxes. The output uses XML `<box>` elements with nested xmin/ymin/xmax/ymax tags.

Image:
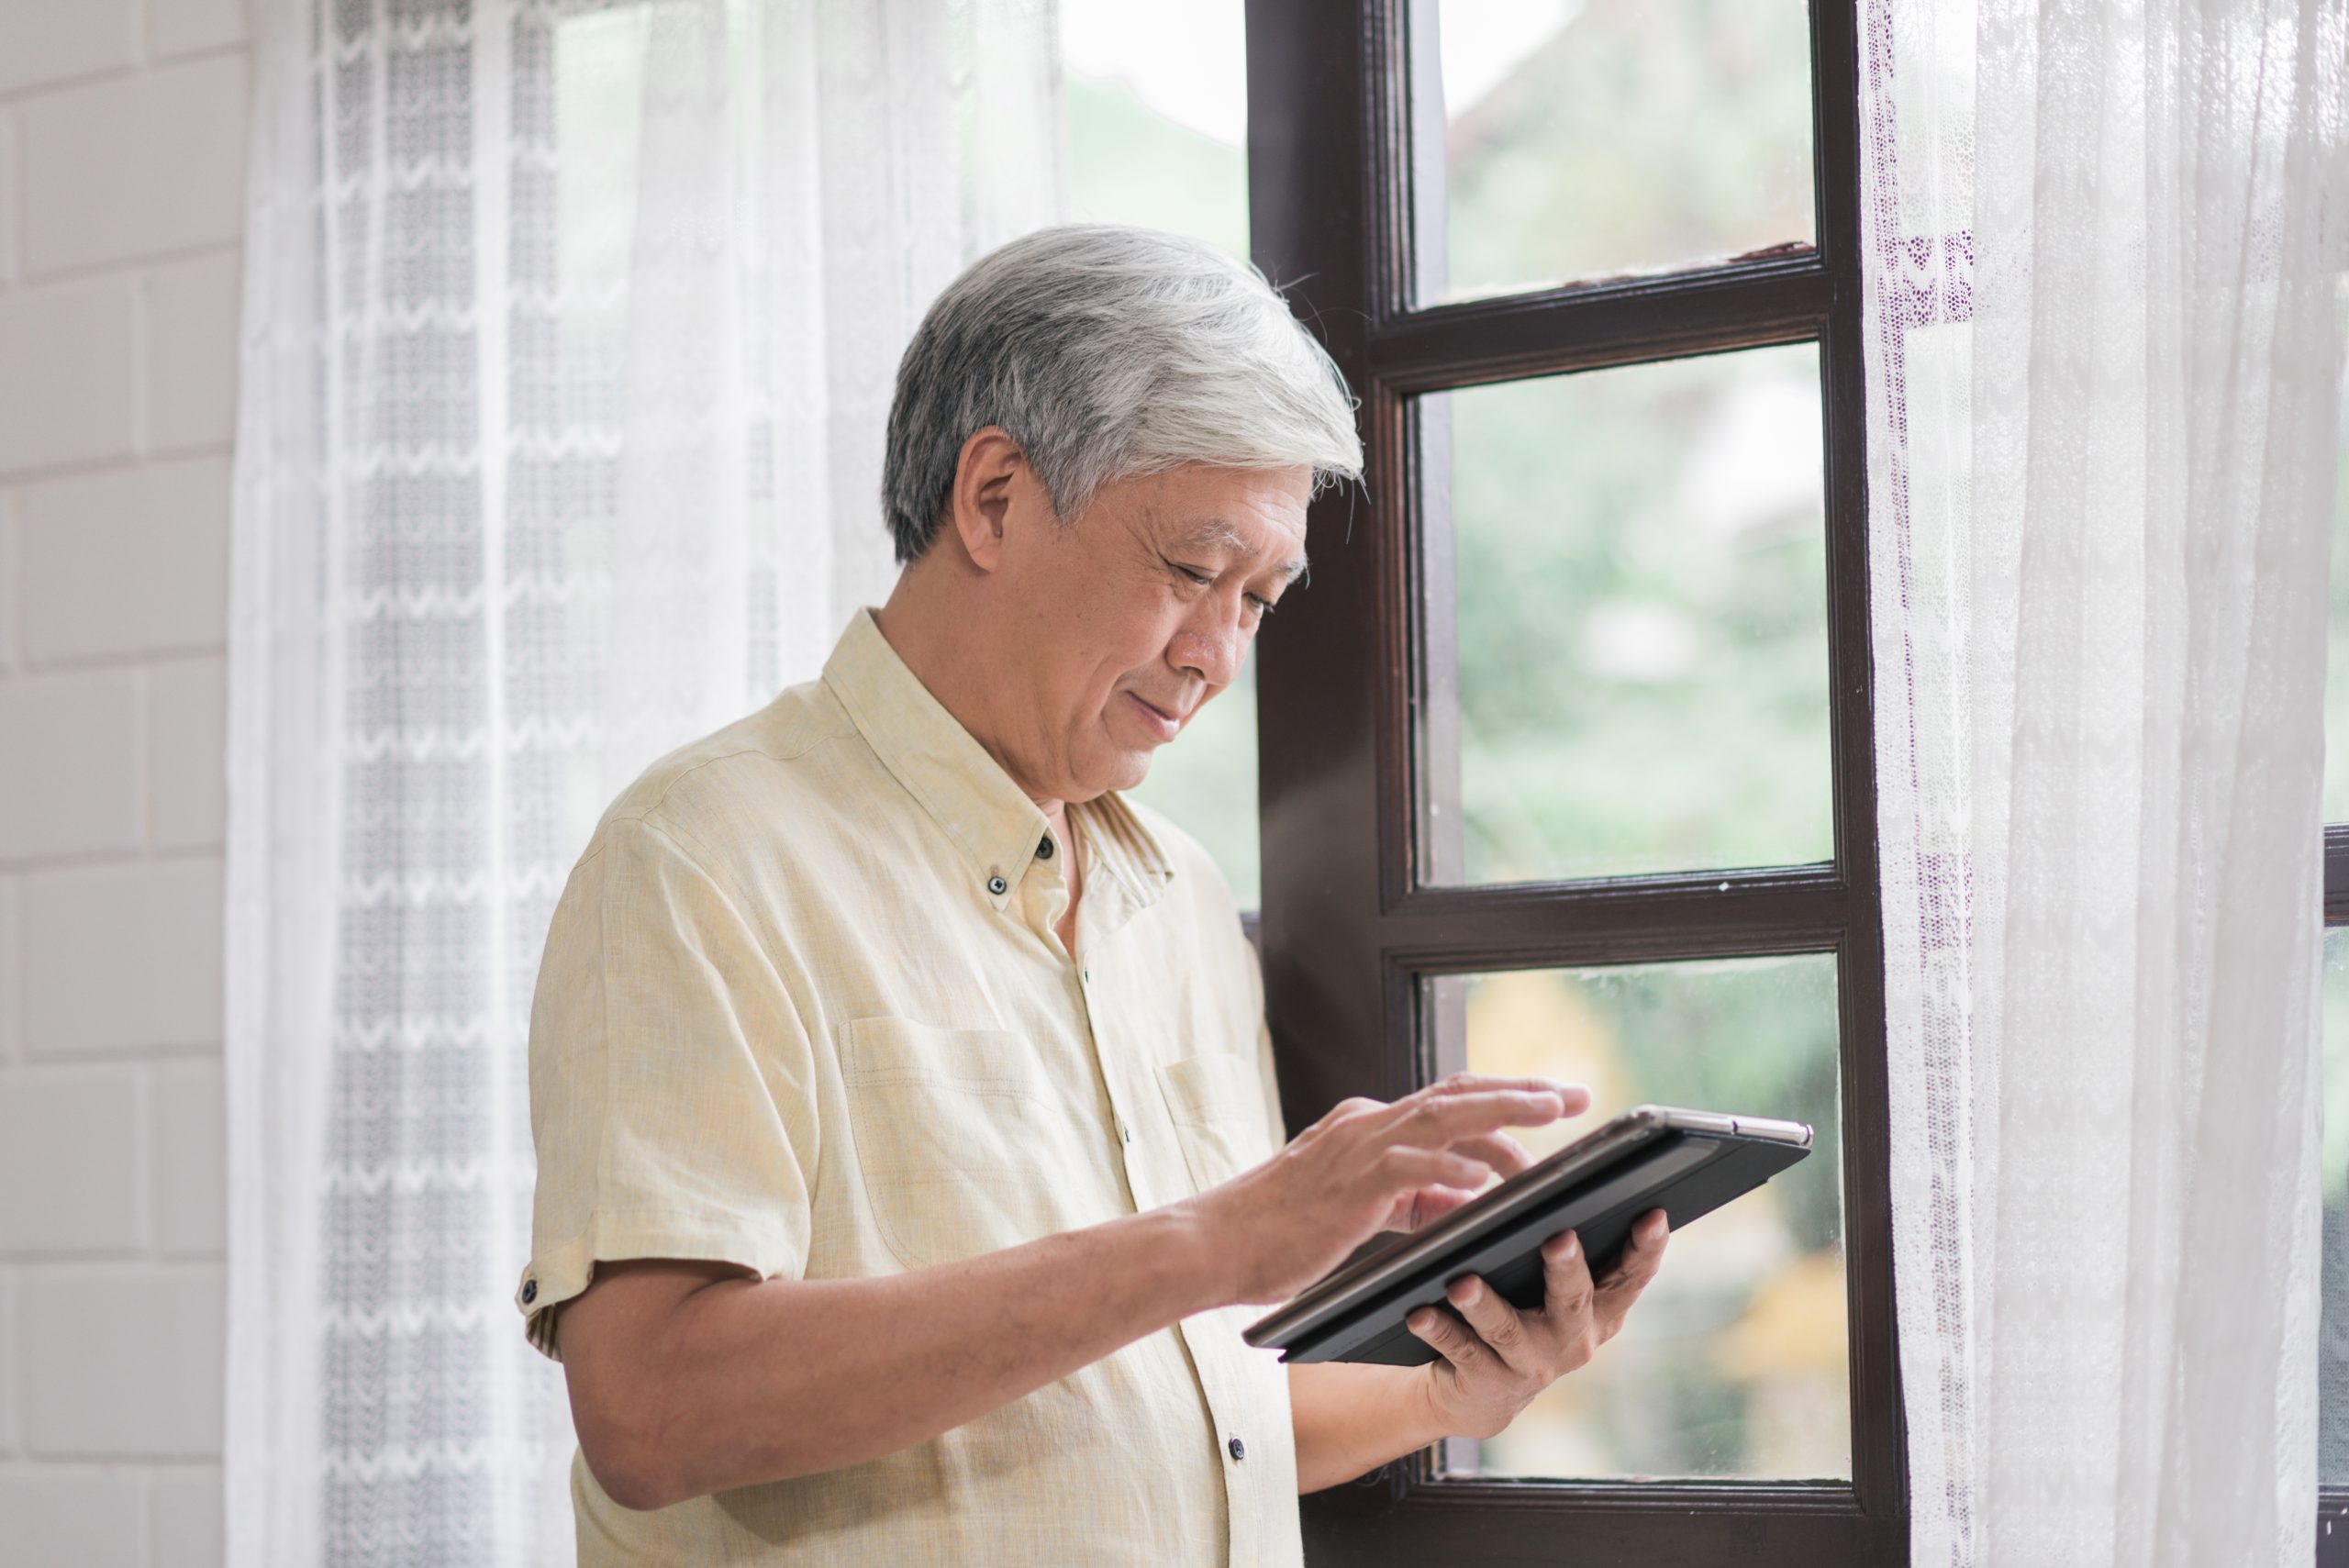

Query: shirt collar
<box><xmin>821</xmin><ymin>606</ymin><xmax>1174</xmax><ymax>914</ymax></box>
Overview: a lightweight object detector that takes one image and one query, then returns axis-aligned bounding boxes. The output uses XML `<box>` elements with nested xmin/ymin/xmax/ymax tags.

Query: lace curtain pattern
<box><xmin>224</xmin><ymin>2</ymin><xmax>1063</xmax><ymax>1561</ymax></box>
<box><xmin>1860</xmin><ymin>2</ymin><xmax>2345</xmax><ymax>1563</ymax></box>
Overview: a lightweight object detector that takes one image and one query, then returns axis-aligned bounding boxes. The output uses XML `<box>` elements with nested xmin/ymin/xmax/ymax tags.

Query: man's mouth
<box><xmin>1123</xmin><ymin>690</ymin><xmax>1186</xmax><ymax>740</ymax></box>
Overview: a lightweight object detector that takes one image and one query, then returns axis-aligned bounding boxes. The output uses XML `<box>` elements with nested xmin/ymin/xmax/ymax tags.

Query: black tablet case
<box><xmin>1267</xmin><ymin>1129</ymin><xmax>1809</xmax><ymax>1366</ymax></box>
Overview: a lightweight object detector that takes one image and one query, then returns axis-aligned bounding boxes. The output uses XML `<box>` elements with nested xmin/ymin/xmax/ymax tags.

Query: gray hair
<box><xmin>881</xmin><ymin>223</ymin><xmax>1364</xmax><ymax>565</ymax></box>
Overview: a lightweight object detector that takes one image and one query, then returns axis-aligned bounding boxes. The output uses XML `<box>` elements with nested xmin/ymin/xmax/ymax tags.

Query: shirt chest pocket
<box><xmin>839</xmin><ymin>1016</ymin><xmax>1103</xmax><ymax>1271</ymax></box>
<box><xmin>1154</xmin><ymin>1051</ymin><xmax>1274</xmax><ymax>1195</ymax></box>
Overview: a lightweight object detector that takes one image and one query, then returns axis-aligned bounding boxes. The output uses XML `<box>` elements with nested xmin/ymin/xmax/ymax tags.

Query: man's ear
<box><xmin>947</xmin><ymin>426</ymin><xmax>1025</xmax><ymax>573</ymax></box>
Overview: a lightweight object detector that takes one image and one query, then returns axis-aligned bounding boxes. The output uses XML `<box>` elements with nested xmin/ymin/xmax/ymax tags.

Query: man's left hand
<box><xmin>1404</xmin><ymin>1209</ymin><xmax>1671</xmax><ymax>1440</ymax></box>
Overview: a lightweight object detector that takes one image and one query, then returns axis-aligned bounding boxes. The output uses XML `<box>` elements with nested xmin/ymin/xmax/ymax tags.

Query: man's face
<box><xmin>994</xmin><ymin>460</ymin><xmax>1312</xmax><ymax>804</ymax></box>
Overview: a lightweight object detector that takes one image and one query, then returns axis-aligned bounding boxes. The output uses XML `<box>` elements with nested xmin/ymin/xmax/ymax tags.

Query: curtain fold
<box><xmin>224</xmin><ymin>2</ymin><xmax>1063</xmax><ymax>1561</ymax></box>
<box><xmin>1862</xmin><ymin>1</ymin><xmax>2346</xmax><ymax>1562</ymax></box>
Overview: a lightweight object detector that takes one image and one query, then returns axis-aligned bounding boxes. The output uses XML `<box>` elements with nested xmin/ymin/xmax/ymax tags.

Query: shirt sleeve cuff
<box><xmin>517</xmin><ymin>1214</ymin><xmax>804</xmax><ymax>1363</ymax></box>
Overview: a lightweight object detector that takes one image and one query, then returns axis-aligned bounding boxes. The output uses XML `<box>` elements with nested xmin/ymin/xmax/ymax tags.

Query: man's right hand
<box><xmin>1183</xmin><ymin>1073</ymin><xmax>1590</xmax><ymax>1307</ymax></box>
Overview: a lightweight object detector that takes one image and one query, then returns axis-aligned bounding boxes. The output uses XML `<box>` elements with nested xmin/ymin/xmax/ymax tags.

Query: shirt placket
<box><xmin>1070</xmin><ymin>933</ymin><xmax>1267</xmax><ymax>1568</ymax></box>
<box><xmin>1060</xmin><ymin>859</ymin><xmax>1157</xmax><ymax>1215</ymax></box>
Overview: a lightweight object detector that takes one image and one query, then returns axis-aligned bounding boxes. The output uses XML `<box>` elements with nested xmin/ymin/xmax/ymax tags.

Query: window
<box><xmin>1242</xmin><ymin>1</ymin><xmax>1898</xmax><ymax>1561</ymax></box>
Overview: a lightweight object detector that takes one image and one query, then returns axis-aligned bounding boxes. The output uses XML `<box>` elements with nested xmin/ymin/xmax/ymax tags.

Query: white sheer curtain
<box><xmin>223</xmin><ymin>2</ymin><xmax>1063</xmax><ymax>1561</ymax></box>
<box><xmin>1861</xmin><ymin>1</ymin><xmax>2345</xmax><ymax>1563</ymax></box>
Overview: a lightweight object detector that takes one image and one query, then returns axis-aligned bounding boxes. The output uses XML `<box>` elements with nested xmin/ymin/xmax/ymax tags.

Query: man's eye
<box><xmin>1174</xmin><ymin>563</ymin><xmax>1214</xmax><ymax>586</ymax></box>
<box><xmin>1248</xmin><ymin>594</ymin><xmax>1277</xmax><ymax>617</ymax></box>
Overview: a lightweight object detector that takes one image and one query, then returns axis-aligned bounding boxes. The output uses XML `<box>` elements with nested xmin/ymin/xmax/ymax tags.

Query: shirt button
<box><xmin>1036</xmin><ymin>835</ymin><xmax>1054</xmax><ymax>860</ymax></box>
<box><xmin>1081</xmin><ymin>967</ymin><xmax>1090</xmax><ymax>984</ymax></box>
<box><xmin>1228</xmin><ymin>1435</ymin><xmax>1246</xmax><ymax>1462</ymax></box>
<box><xmin>1120</xmin><ymin>1122</ymin><xmax>1132</xmax><ymax>1144</ymax></box>
<box><xmin>986</xmin><ymin>873</ymin><xmax>1008</xmax><ymax>895</ymax></box>
<box><xmin>522</xmin><ymin>1278</ymin><xmax>537</xmax><ymax>1305</ymax></box>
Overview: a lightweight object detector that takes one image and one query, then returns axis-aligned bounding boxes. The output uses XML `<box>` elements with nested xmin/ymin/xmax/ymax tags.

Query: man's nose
<box><xmin>1171</xmin><ymin>611</ymin><xmax>1242</xmax><ymax>686</ymax></box>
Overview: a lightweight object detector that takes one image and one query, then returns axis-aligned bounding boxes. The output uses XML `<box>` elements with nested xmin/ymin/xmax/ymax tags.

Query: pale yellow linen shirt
<box><xmin>516</xmin><ymin>605</ymin><xmax>1302</xmax><ymax>1565</ymax></box>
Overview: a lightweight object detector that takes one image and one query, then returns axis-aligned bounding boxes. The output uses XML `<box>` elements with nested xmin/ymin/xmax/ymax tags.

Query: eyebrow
<box><xmin>1172</xmin><ymin>517</ymin><xmax>1309</xmax><ymax>584</ymax></box>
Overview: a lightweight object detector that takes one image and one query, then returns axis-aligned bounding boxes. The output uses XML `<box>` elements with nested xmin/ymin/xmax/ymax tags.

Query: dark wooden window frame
<box><xmin>1241</xmin><ymin>2</ymin><xmax>1904</xmax><ymax>1562</ymax></box>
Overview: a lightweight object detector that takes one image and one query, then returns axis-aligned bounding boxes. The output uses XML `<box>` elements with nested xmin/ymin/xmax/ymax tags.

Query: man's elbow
<box><xmin>554</xmin><ymin>1262</ymin><xmax>757</xmax><ymax>1510</ymax></box>
<box><xmin>572</xmin><ymin>1386</ymin><xmax>681</xmax><ymax>1512</ymax></box>
<box><xmin>597</xmin><ymin>1438</ymin><xmax>683</xmax><ymax>1512</ymax></box>
<box><xmin>575</xmin><ymin>1380</ymin><xmax>833</xmax><ymax>1508</ymax></box>
<box><xmin>554</xmin><ymin>1263</ymin><xmax>827</xmax><ymax>1507</ymax></box>
<box><xmin>562</xmin><ymin>1335</ymin><xmax>689</xmax><ymax>1511</ymax></box>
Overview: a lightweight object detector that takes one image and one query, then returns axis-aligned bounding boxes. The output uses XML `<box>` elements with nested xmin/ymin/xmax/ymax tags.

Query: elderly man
<box><xmin>516</xmin><ymin>223</ymin><xmax>1669</xmax><ymax>1564</ymax></box>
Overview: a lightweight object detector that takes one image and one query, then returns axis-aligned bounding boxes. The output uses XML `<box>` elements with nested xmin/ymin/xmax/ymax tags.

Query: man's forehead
<box><xmin>1165</xmin><ymin>514</ymin><xmax>1309</xmax><ymax>582</ymax></box>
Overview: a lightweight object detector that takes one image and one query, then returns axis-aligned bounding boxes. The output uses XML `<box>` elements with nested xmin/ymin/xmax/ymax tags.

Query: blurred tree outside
<box><xmin>1436</xmin><ymin>0</ymin><xmax>1813</xmax><ymax>300</ymax></box>
<box><xmin>1463</xmin><ymin>955</ymin><xmax>1848</xmax><ymax>1480</ymax></box>
<box><xmin>1445</xmin><ymin>346</ymin><xmax>1831</xmax><ymax>884</ymax></box>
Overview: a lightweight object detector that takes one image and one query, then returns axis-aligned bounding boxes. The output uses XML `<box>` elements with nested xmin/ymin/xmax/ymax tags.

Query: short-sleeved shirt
<box><xmin>516</xmin><ymin>605</ymin><xmax>1300</xmax><ymax>1566</ymax></box>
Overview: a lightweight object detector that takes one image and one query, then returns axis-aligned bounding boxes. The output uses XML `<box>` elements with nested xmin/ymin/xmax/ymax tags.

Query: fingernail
<box><xmin>1562</xmin><ymin>1232</ymin><xmax>1581</xmax><ymax>1257</ymax></box>
<box><xmin>1408</xmin><ymin>1310</ymin><xmax>1433</xmax><ymax>1334</ymax></box>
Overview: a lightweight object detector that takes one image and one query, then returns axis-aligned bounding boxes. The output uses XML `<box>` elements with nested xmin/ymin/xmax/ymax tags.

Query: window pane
<box><xmin>1431</xmin><ymin>345</ymin><xmax>1832</xmax><ymax>884</ymax></box>
<box><xmin>1059</xmin><ymin>0</ymin><xmax>1259</xmax><ymax>906</ymax></box>
<box><xmin>1421</xmin><ymin>0</ymin><xmax>1814</xmax><ymax>303</ymax></box>
<box><xmin>1448</xmin><ymin>953</ymin><xmax>1848</xmax><ymax>1480</ymax></box>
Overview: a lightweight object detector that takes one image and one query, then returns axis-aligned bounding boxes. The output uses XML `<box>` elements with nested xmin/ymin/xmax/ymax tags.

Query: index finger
<box><xmin>1419</xmin><ymin>1073</ymin><xmax>1593</xmax><ymax>1117</ymax></box>
<box><xmin>1375</xmin><ymin>1087</ymin><xmax>1572</xmax><ymax>1148</ymax></box>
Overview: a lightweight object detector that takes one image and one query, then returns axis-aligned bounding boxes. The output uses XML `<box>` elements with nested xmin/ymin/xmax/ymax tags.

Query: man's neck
<box><xmin>874</xmin><ymin>576</ymin><xmax>1089</xmax><ymax>953</ymax></box>
<box><xmin>872</xmin><ymin>570</ymin><xmax>1065</xmax><ymax>822</ymax></box>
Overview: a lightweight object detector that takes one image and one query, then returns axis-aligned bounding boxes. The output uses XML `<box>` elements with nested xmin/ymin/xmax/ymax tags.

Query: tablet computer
<box><xmin>1241</xmin><ymin>1105</ymin><xmax>1812</xmax><ymax>1366</ymax></box>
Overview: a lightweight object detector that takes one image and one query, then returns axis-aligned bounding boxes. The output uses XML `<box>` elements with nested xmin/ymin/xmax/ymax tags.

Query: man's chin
<box><xmin>1081</xmin><ymin>745</ymin><xmax>1156</xmax><ymax>799</ymax></box>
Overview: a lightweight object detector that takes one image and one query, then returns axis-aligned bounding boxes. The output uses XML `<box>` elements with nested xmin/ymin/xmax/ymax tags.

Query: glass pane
<box><xmin>2321</xmin><ymin>929</ymin><xmax>2349</xmax><ymax>1480</ymax></box>
<box><xmin>1059</xmin><ymin>0</ymin><xmax>1259</xmax><ymax>906</ymax></box>
<box><xmin>1432</xmin><ymin>345</ymin><xmax>1832</xmax><ymax>884</ymax></box>
<box><xmin>1450</xmin><ymin>954</ymin><xmax>1848</xmax><ymax>1480</ymax></box>
<box><xmin>1422</xmin><ymin>0</ymin><xmax>1815</xmax><ymax>302</ymax></box>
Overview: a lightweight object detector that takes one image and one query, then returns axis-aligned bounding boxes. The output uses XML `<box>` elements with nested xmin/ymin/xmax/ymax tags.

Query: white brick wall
<box><xmin>0</xmin><ymin>5</ymin><xmax>248</xmax><ymax>1562</ymax></box>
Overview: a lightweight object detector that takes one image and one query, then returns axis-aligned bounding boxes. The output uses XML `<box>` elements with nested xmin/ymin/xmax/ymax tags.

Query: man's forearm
<box><xmin>629</xmin><ymin>1205</ymin><xmax>1230</xmax><ymax>1507</ymax></box>
<box><xmin>1287</xmin><ymin>1362</ymin><xmax>1451</xmax><ymax>1493</ymax></box>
